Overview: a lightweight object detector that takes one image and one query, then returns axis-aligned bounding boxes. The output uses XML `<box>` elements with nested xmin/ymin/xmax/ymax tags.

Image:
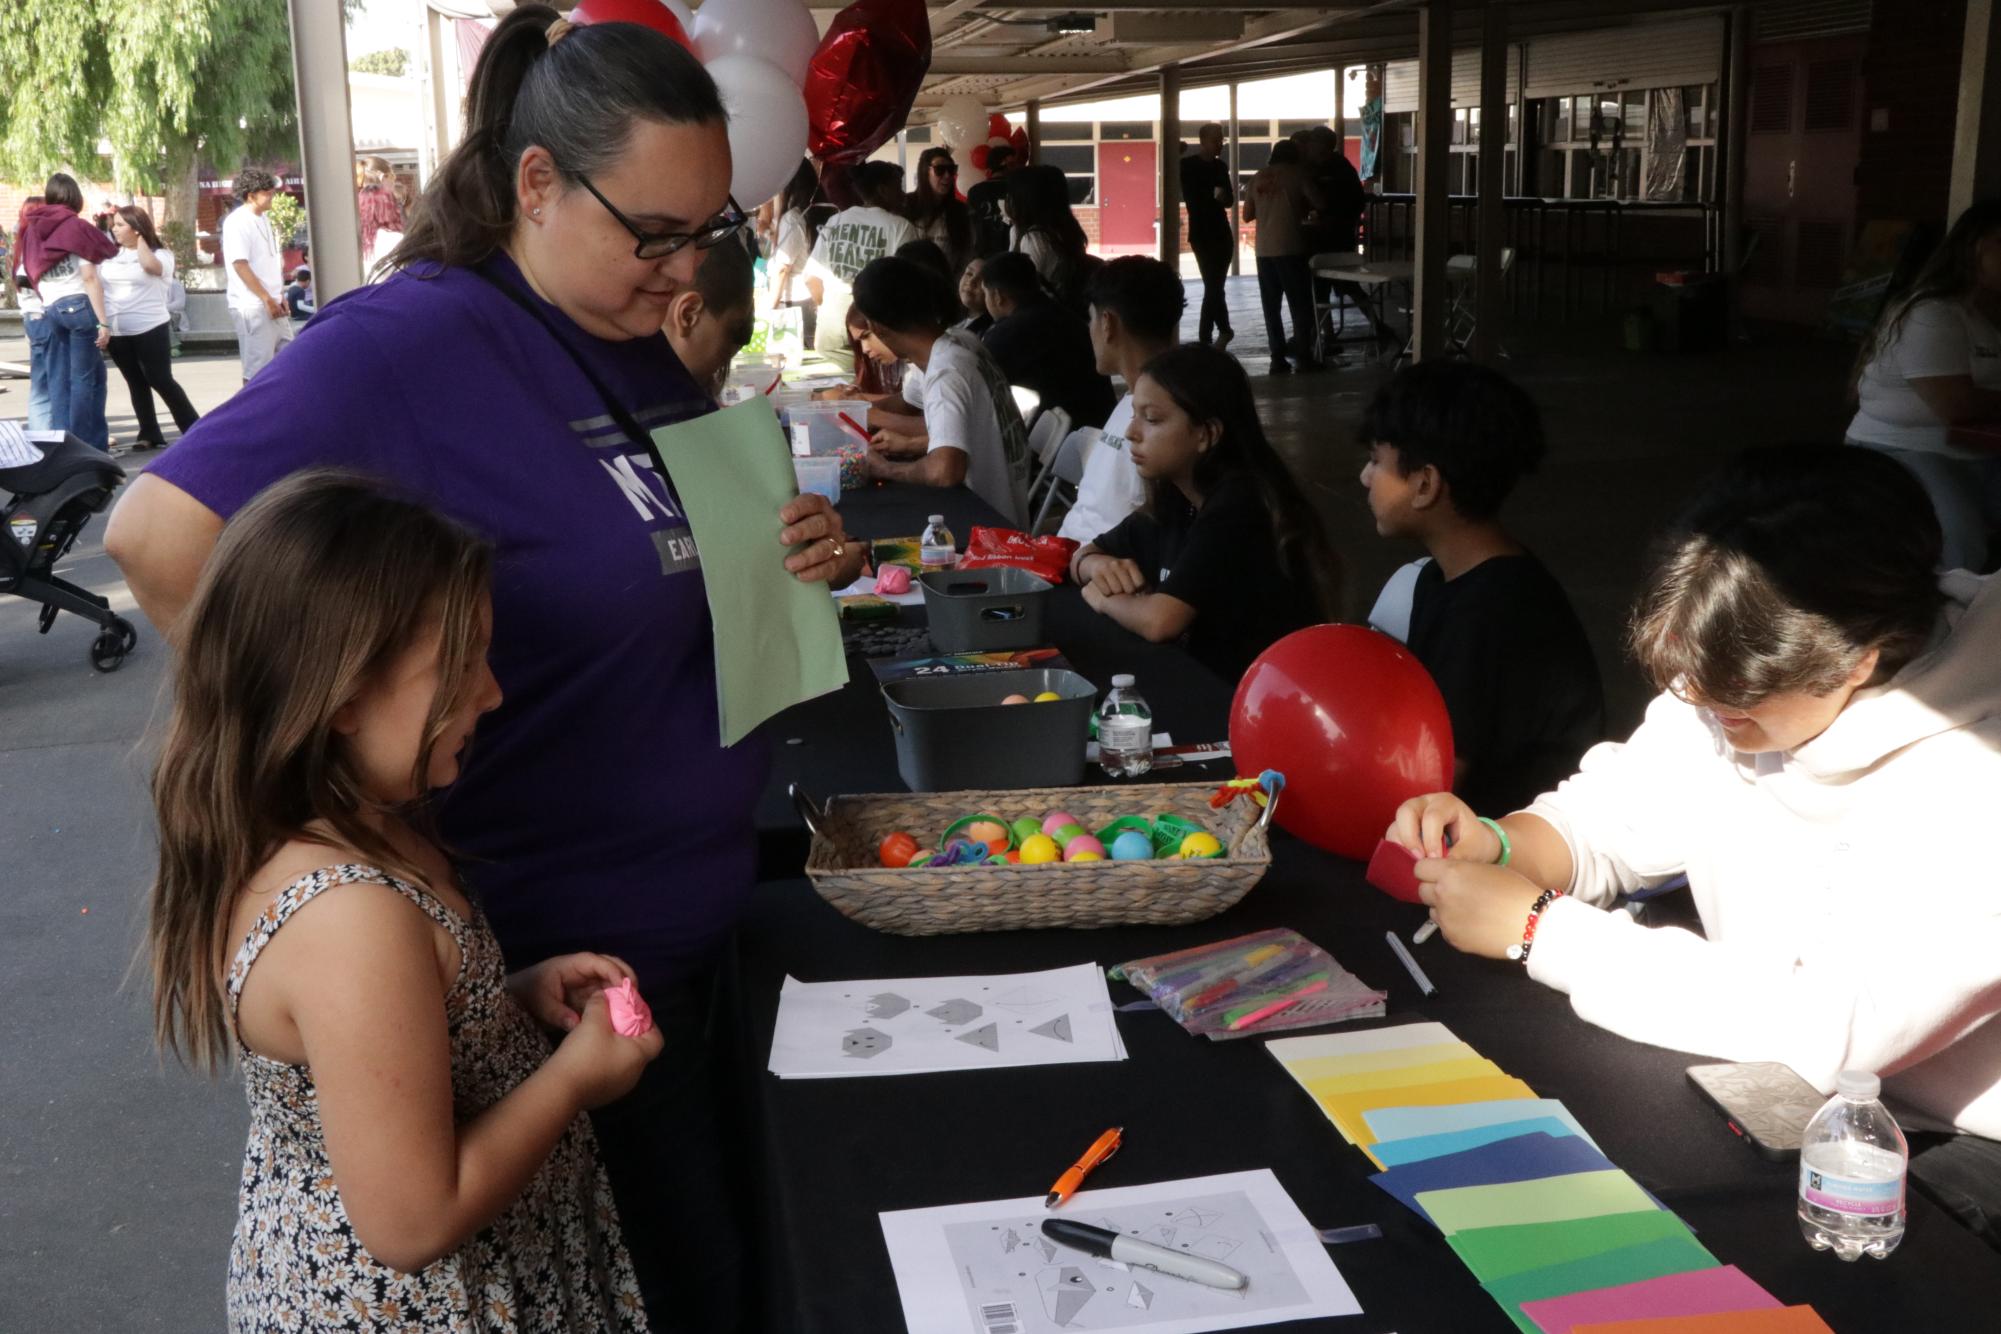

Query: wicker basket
<box><xmin>792</xmin><ymin>779</ymin><xmax>1279</xmax><ymax>936</ymax></box>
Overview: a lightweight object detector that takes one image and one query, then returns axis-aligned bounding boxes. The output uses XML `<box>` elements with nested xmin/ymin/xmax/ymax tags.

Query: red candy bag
<box><xmin>957</xmin><ymin>526</ymin><xmax>1079</xmax><ymax>585</ymax></box>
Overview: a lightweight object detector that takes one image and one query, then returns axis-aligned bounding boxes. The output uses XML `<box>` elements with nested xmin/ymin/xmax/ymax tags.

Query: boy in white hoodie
<box><xmin>1393</xmin><ymin>444</ymin><xmax>2001</xmax><ymax>1249</ymax></box>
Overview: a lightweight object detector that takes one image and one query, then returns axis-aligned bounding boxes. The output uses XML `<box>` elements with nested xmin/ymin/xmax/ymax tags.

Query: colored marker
<box><xmin>1227</xmin><ymin>977</ymin><xmax>1330</xmax><ymax>1031</ymax></box>
<box><xmin>1045</xmin><ymin>1126</ymin><xmax>1123</xmax><ymax>1209</ymax></box>
<box><xmin>1412</xmin><ymin>919</ymin><xmax>1440</xmax><ymax>945</ymax></box>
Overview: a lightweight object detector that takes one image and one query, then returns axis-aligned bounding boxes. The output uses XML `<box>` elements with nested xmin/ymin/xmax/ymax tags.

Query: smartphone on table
<box><xmin>1686</xmin><ymin>1061</ymin><xmax>1826</xmax><ymax>1162</ymax></box>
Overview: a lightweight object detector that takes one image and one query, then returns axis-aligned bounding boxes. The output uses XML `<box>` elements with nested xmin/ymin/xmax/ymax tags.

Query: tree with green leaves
<box><xmin>0</xmin><ymin>1</ymin><xmax>355</xmax><ymax>235</ymax></box>
<box><xmin>350</xmin><ymin>48</ymin><xmax>409</xmax><ymax>78</ymax></box>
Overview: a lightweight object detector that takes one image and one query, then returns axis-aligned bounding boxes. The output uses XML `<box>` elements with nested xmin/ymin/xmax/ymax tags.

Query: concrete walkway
<box><xmin>0</xmin><ymin>289</ymin><xmax>1858</xmax><ymax>1328</ymax></box>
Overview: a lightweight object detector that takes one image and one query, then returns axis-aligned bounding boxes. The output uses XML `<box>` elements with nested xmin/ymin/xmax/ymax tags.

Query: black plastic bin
<box><xmin>880</xmin><ymin>667</ymin><xmax>1098</xmax><ymax>791</ymax></box>
<box><xmin>919</xmin><ymin>568</ymin><xmax>1053</xmax><ymax>653</ymax></box>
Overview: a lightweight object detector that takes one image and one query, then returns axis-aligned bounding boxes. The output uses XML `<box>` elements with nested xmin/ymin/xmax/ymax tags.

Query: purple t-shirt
<box><xmin>150</xmin><ymin>255</ymin><xmax>770</xmax><ymax>988</ymax></box>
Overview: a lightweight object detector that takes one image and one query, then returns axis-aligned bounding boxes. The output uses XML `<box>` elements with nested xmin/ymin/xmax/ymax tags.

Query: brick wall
<box><xmin>1856</xmin><ymin>0</ymin><xmax>1964</xmax><ymax>227</ymax></box>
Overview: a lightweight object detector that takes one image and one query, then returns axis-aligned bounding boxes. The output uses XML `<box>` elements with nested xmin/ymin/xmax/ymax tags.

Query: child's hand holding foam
<box><xmin>551</xmin><ymin>989</ymin><xmax>664</xmax><ymax>1110</ymax></box>
<box><xmin>506</xmin><ymin>952</ymin><xmax>636</xmax><ymax>1032</ymax></box>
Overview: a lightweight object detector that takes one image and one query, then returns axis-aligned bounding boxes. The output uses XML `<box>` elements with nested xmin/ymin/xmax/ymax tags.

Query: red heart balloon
<box><xmin>987</xmin><ymin>113</ymin><xmax>1012</xmax><ymax>140</ymax></box>
<box><xmin>804</xmin><ymin>0</ymin><xmax>933</xmax><ymax>165</ymax></box>
<box><xmin>571</xmin><ymin>0</ymin><xmax>692</xmax><ymax>49</ymax></box>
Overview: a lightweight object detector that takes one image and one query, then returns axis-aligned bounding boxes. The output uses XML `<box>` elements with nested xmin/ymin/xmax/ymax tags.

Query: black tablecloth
<box><xmin>731</xmin><ymin>848</ymin><xmax>2001</xmax><ymax>1333</ymax></box>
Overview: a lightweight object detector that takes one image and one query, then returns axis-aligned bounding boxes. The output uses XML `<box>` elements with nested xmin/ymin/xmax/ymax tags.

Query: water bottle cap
<box><xmin>1111</xmin><ymin>674</ymin><xmax>1135</xmax><ymax>688</ymax></box>
<box><xmin>1835</xmin><ymin>1070</ymin><xmax>1880</xmax><ymax>1100</ymax></box>
<box><xmin>927</xmin><ymin>514</ymin><xmax>944</xmax><ymax>524</ymax></box>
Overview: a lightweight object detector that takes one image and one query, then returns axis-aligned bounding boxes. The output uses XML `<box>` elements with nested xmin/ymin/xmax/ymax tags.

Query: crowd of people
<box><xmin>0</xmin><ymin>2</ymin><xmax>1988</xmax><ymax>1329</ymax></box>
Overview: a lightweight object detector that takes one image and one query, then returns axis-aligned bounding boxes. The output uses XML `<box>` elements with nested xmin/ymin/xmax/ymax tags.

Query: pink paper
<box><xmin>875</xmin><ymin>564</ymin><xmax>912</xmax><ymax>595</ymax></box>
<box><xmin>1522</xmin><ymin>1265</ymin><xmax>1781</xmax><ymax>1334</ymax></box>
<box><xmin>607</xmin><ymin>977</ymin><xmax>653</xmax><ymax>1038</ymax></box>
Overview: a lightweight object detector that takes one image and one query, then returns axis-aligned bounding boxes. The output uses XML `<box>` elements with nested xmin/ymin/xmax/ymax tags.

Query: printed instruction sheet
<box><xmin>768</xmin><ymin>962</ymin><xmax>1127</xmax><ymax>1078</ymax></box>
<box><xmin>879</xmin><ymin>1169</ymin><xmax>1362</xmax><ymax>1334</ymax></box>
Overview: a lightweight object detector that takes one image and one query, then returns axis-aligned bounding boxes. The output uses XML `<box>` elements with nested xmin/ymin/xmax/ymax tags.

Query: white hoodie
<box><xmin>1524</xmin><ymin>570</ymin><xmax>2001</xmax><ymax>1139</ymax></box>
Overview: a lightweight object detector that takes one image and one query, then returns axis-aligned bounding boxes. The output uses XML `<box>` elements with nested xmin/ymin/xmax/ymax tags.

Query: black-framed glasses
<box><xmin>574</xmin><ymin>173</ymin><xmax>746</xmax><ymax>259</ymax></box>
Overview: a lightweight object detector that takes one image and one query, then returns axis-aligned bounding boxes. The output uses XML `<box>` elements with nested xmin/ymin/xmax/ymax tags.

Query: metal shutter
<box><xmin>1381</xmin><ymin>47</ymin><xmax>1522</xmax><ymax>114</ymax></box>
<box><xmin>1754</xmin><ymin>0</ymin><xmax>1873</xmax><ymax>41</ymax></box>
<box><xmin>1519</xmin><ymin>17</ymin><xmax>1726</xmax><ymax>100</ymax></box>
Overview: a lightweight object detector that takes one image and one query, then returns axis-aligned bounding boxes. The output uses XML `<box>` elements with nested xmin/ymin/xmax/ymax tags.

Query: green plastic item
<box><xmin>1095</xmin><ymin>815</ymin><xmax>1155</xmax><ymax>845</ymax></box>
<box><xmin>1150</xmin><ymin>813</ymin><xmax>1219</xmax><ymax>859</ymax></box>
<box><xmin>1009</xmin><ymin>817</ymin><xmax>1042</xmax><ymax>846</ymax></box>
<box><xmin>940</xmin><ymin>813</ymin><xmax>1014</xmax><ymax>851</ymax></box>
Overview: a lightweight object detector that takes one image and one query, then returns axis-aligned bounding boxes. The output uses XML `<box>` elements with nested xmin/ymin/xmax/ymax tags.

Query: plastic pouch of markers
<box><xmin>1110</xmin><ymin>928</ymin><xmax>1386</xmax><ymax>1042</ymax></box>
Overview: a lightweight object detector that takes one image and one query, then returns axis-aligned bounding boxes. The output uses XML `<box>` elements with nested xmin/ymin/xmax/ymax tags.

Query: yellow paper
<box><xmin>1276</xmin><ymin>1040</ymin><xmax>1479</xmax><ymax>1083</ymax></box>
<box><xmin>1315</xmin><ymin>1075</ymin><xmax>1539</xmax><ymax>1151</ymax></box>
<box><xmin>1302</xmin><ymin>1056</ymin><xmax>1505</xmax><ymax>1102</ymax></box>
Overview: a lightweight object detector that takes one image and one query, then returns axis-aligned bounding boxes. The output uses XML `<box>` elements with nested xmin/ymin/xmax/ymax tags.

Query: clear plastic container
<box><xmin>1798</xmin><ymin>1070</ymin><xmax>1908</xmax><ymax>1261</ymax></box>
<box><xmin>1097</xmin><ymin>674</ymin><xmax>1154</xmax><ymax>778</ymax></box>
<box><xmin>919</xmin><ymin>515</ymin><xmax>957</xmax><ymax>568</ymax></box>
<box><xmin>792</xmin><ymin>455</ymin><xmax>841</xmax><ymax>502</ymax></box>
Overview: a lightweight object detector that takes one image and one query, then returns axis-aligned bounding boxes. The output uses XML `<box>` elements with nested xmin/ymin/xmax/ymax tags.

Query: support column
<box><xmin>1721</xmin><ymin>4</ymin><xmax>1750</xmax><ymax>327</ymax></box>
<box><xmin>287</xmin><ymin>0</ymin><xmax>363</xmax><ymax>298</ymax></box>
<box><xmin>1228</xmin><ymin>81</ymin><xmax>1242</xmax><ymax>277</ymax></box>
<box><xmin>1412</xmin><ymin>0</ymin><xmax>1453</xmax><ymax>361</ymax></box>
<box><xmin>1951</xmin><ymin>0</ymin><xmax>2001</xmax><ymax>218</ymax></box>
<box><xmin>1512</xmin><ymin>41</ymin><xmax>1529</xmax><ymax>194</ymax></box>
<box><xmin>1026</xmin><ymin>99</ymin><xmax>1042</xmax><ymax>165</ymax></box>
<box><xmin>1160</xmin><ymin>64</ymin><xmax>1184</xmax><ymax>268</ymax></box>
<box><xmin>1474</xmin><ymin>0</ymin><xmax>1509</xmax><ymax>362</ymax></box>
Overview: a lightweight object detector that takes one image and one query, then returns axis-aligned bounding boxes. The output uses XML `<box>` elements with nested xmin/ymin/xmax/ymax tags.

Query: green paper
<box><xmin>1448</xmin><ymin>1209</ymin><xmax>1706</xmax><ymax>1284</ymax></box>
<box><xmin>1481</xmin><ymin>1236</ymin><xmax>1721</xmax><ymax>1333</ymax></box>
<box><xmin>650</xmin><ymin>398</ymin><xmax>849</xmax><ymax>746</ymax></box>
<box><xmin>1416</xmin><ymin>1169</ymin><xmax>1659</xmax><ymax>1235</ymax></box>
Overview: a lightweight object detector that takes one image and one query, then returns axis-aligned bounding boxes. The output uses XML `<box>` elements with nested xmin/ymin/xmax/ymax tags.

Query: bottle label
<box><xmin>1800</xmin><ymin>1164</ymin><xmax>1904</xmax><ymax>1216</ymax></box>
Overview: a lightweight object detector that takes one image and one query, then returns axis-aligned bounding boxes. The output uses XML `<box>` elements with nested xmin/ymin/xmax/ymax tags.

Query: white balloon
<box><xmin>661</xmin><ymin>0</ymin><xmax>694</xmax><ymax>32</ymax></box>
<box><xmin>936</xmin><ymin>95</ymin><xmax>990</xmax><ymax>154</ymax></box>
<box><xmin>707</xmin><ymin>55</ymin><xmax>810</xmax><ymax>208</ymax></box>
<box><xmin>692</xmin><ymin>0</ymin><xmax>821</xmax><ymax>86</ymax></box>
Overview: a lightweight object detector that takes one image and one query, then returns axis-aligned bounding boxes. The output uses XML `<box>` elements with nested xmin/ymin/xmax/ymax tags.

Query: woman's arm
<box><xmin>103</xmin><ymin>474</ymin><xmax>228</xmax><ymax>640</ymax></box>
<box><xmin>1081</xmin><ymin>585</ymin><xmax>1195</xmax><ymax>643</ymax></box>
<box><xmin>136</xmin><ymin>247</ymin><xmax>164</xmax><ymax>277</ymax></box>
<box><xmin>81</xmin><ymin>262</ymin><xmax>110</xmax><ymax>347</ymax></box>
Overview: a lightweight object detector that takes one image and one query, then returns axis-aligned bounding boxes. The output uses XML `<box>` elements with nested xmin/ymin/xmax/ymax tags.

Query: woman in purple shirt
<box><xmin>105</xmin><ymin>9</ymin><xmax>861</xmax><ymax>1329</ymax></box>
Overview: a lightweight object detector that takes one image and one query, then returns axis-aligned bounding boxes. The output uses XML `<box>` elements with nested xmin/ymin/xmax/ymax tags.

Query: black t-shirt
<box><xmin>1404</xmin><ymin>553</ymin><xmax>1604</xmax><ymax>814</ymax></box>
<box><xmin>982</xmin><ymin>302</ymin><xmax>1117</xmax><ymax>429</ymax></box>
<box><xmin>1180</xmin><ymin>154</ymin><xmax>1234</xmax><ymax>239</ymax></box>
<box><xmin>1302</xmin><ymin>154</ymin><xmax>1364</xmax><ymax>254</ymax></box>
<box><xmin>1092</xmin><ymin>473</ymin><xmax>1321</xmax><ymax>683</ymax></box>
<box><xmin>966</xmin><ymin>179</ymin><xmax>1011</xmax><ymax>260</ymax></box>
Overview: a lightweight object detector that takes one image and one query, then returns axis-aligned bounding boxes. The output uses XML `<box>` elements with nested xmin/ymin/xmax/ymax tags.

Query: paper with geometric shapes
<box><xmin>879</xmin><ymin>1169</ymin><xmax>1361</xmax><ymax>1334</ymax></box>
<box><xmin>767</xmin><ymin>963</ymin><xmax>1128</xmax><ymax>1078</ymax></box>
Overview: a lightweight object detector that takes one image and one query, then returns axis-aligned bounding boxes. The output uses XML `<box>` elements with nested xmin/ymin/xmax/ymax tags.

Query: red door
<box><xmin>1742</xmin><ymin>36</ymin><xmax>1863</xmax><ymax>324</ymax></box>
<box><xmin>1097</xmin><ymin>142</ymin><xmax>1158</xmax><ymax>254</ymax></box>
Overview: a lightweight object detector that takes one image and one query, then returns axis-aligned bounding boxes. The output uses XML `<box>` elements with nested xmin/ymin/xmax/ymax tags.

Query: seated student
<box><xmin>956</xmin><ymin>257</ymin><xmax>993</xmax><ymax>338</ymax></box>
<box><xmin>1394</xmin><ymin>444</ymin><xmax>2001</xmax><ymax>1251</ymax></box>
<box><xmin>662</xmin><ymin>232</ymin><xmax>754</xmax><ymax>399</ymax></box>
<box><xmin>1069</xmin><ymin>345</ymin><xmax>1341</xmax><ymax>682</ymax></box>
<box><xmin>980</xmin><ymin>252</ymin><xmax>1117</xmax><ymax>430</ymax></box>
<box><xmin>282</xmin><ymin>265</ymin><xmax>315</xmax><ymax>324</ymax></box>
<box><xmin>851</xmin><ymin>254</ymin><xmax>1031</xmax><ymax>526</ymax></box>
<box><xmin>1359</xmin><ymin>362</ymin><xmax>1603</xmax><ymax>813</ymax></box>
<box><xmin>1057</xmin><ymin>257</ymin><xmax>1185</xmax><ymax>544</ymax></box>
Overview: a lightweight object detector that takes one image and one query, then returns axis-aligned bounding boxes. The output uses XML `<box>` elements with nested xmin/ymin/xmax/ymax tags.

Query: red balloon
<box><xmin>571</xmin><ymin>0</ymin><xmax>692</xmax><ymax>49</ymax></box>
<box><xmin>1010</xmin><ymin>126</ymin><xmax>1029</xmax><ymax>156</ymax></box>
<box><xmin>804</xmin><ymin>0</ymin><xmax>933</xmax><ymax>165</ymax></box>
<box><xmin>1228</xmin><ymin>625</ymin><xmax>1454</xmax><ymax>861</ymax></box>
<box><xmin>969</xmin><ymin>143</ymin><xmax>990</xmax><ymax>170</ymax></box>
<box><xmin>987</xmin><ymin>113</ymin><xmax>1012</xmax><ymax>140</ymax></box>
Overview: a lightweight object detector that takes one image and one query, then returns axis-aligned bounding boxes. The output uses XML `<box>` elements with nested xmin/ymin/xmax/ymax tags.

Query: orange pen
<box><xmin>1045</xmin><ymin>1126</ymin><xmax>1124</xmax><ymax>1209</ymax></box>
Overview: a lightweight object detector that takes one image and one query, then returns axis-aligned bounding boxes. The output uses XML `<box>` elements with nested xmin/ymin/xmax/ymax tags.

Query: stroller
<box><xmin>0</xmin><ymin>431</ymin><xmax>137</xmax><ymax>671</ymax></box>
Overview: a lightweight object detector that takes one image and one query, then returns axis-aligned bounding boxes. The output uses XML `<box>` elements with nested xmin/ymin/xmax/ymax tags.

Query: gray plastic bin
<box><xmin>881</xmin><ymin>668</ymin><xmax>1097</xmax><ymax>791</ymax></box>
<box><xmin>919</xmin><ymin>568</ymin><xmax>1053</xmax><ymax>653</ymax></box>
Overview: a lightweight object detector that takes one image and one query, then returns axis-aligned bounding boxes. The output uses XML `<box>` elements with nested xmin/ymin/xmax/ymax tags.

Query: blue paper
<box><xmin>1372</xmin><ymin>1115</ymin><xmax>1590</xmax><ymax>1167</ymax></box>
<box><xmin>1370</xmin><ymin>1132</ymin><xmax>1617</xmax><ymax>1226</ymax></box>
<box><xmin>1363</xmin><ymin>1097</ymin><xmax>1600</xmax><ymax>1149</ymax></box>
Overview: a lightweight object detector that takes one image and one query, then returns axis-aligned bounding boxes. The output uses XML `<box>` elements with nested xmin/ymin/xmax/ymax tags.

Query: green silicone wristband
<box><xmin>1477</xmin><ymin>816</ymin><xmax>1511</xmax><ymax>867</ymax></box>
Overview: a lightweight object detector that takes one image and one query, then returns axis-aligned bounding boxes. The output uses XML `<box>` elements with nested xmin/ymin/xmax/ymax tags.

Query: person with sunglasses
<box><xmin>104</xmin><ymin>11</ymin><xmax>862</xmax><ymax>1328</ymax></box>
<box><xmin>909</xmin><ymin>146</ymin><xmax>975</xmax><ymax>278</ymax></box>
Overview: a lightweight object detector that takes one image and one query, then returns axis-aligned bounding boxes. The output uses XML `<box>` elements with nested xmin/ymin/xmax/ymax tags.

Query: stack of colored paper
<box><xmin>1265</xmin><ymin>1023</ymin><xmax>1828</xmax><ymax>1334</ymax></box>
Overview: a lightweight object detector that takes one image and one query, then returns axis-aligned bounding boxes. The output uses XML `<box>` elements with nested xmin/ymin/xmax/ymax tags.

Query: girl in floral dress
<box><xmin>144</xmin><ymin>471</ymin><xmax>659</xmax><ymax>1331</ymax></box>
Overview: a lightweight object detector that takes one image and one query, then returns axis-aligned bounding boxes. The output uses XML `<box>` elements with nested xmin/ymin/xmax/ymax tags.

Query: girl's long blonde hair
<box><xmin>147</xmin><ymin>471</ymin><xmax>492</xmax><ymax>1072</ymax></box>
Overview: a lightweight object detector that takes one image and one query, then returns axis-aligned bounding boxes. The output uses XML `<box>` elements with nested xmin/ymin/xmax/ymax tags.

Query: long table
<box><xmin>733</xmin><ymin>481</ymin><xmax>2001</xmax><ymax>1332</ymax></box>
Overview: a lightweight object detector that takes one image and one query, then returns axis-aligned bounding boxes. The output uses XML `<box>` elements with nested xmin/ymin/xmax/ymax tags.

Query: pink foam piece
<box><xmin>1365</xmin><ymin>838</ymin><xmax>1425</xmax><ymax>903</ymax></box>
<box><xmin>607</xmin><ymin>977</ymin><xmax>653</xmax><ymax>1038</ymax></box>
<box><xmin>1521</xmin><ymin>1265</ymin><xmax>1781</xmax><ymax>1334</ymax></box>
<box><xmin>875</xmin><ymin>564</ymin><xmax>912</xmax><ymax>595</ymax></box>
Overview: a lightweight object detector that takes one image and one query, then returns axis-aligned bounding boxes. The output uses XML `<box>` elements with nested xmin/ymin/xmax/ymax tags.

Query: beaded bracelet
<box><xmin>1477</xmin><ymin>816</ymin><xmax>1511</xmax><ymax>867</ymax></box>
<box><xmin>1506</xmin><ymin>888</ymin><xmax>1565</xmax><ymax>966</ymax></box>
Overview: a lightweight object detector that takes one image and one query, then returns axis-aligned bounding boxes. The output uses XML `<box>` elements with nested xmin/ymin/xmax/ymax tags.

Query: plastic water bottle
<box><xmin>1798</xmin><ymin>1070</ymin><xmax>1908</xmax><ymax>1260</ymax></box>
<box><xmin>1097</xmin><ymin>675</ymin><xmax>1154</xmax><ymax>778</ymax></box>
<box><xmin>919</xmin><ymin>514</ymin><xmax>956</xmax><ymax>568</ymax></box>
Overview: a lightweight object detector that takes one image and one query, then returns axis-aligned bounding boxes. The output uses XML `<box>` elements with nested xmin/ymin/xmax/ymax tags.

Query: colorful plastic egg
<box><xmin>1110</xmin><ymin>830</ymin><xmax>1154</xmax><ymax>861</ymax></box>
<box><xmin>988</xmin><ymin>853</ymin><xmax>1011</xmax><ymax>865</ymax></box>
<box><xmin>1063</xmin><ymin>834</ymin><xmax>1106</xmax><ymax>860</ymax></box>
<box><xmin>1019</xmin><ymin>834</ymin><xmax>1061</xmax><ymax>864</ymax></box>
<box><xmin>962</xmin><ymin>819</ymin><xmax>1009</xmax><ymax>853</ymax></box>
<box><xmin>1067</xmin><ymin>850</ymin><xmax>1104</xmax><ymax>862</ymax></box>
<box><xmin>879</xmin><ymin>831</ymin><xmax>921</xmax><ymax>868</ymax></box>
<box><xmin>1001</xmin><ymin>693</ymin><xmax>1030</xmax><ymax>705</ymax></box>
<box><xmin>1005</xmin><ymin>851</ymin><xmax>1022</xmax><ymax>864</ymax></box>
<box><xmin>1010</xmin><ymin>817</ymin><xmax>1042</xmax><ymax>846</ymax></box>
<box><xmin>1033</xmin><ymin>691</ymin><xmax>1062</xmax><ymax>702</ymax></box>
<box><xmin>1179</xmin><ymin>831</ymin><xmax>1224</xmax><ymax>859</ymax></box>
<box><xmin>1042</xmin><ymin>811</ymin><xmax>1081</xmax><ymax>838</ymax></box>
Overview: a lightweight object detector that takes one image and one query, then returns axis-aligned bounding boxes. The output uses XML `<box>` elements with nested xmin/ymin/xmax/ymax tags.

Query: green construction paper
<box><xmin>650</xmin><ymin>398</ymin><xmax>849</xmax><ymax>746</ymax></box>
<box><xmin>1415</xmin><ymin>1169</ymin><xmax>1659</xmax><ymax>1235</ymax></box>
<box><xmin>1448</xmin><ymin>1209</ymin><xmax>1706</xmax><ymax>1284</ymax></box>
<box><xmin>1480</xmin><ymin>1237</ymin><xmax>1722</xmax><ymax>1333</ymax></box>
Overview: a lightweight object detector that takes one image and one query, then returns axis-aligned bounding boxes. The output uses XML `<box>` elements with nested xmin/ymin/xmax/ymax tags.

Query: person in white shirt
<box><xmin>1058</xmin><ymin>257</ymin><xmax>1185</xmax><ymax>544</ymax></box>
<box><xmin>102</xmin><ymin>205</ymin><xmax>201</xmax><ymax>450</ymax></box>
<box><xmin>770</xmin><ymin>161</ymin><xmax>821</xmax><ymax>346</ymax></box>
<box><xmin>803</xmin><ymin>162</ymin><xmax>916</xmax><ymax>372</ymax></box>
<box><xmin>1392</xmin><ymin>445</ymin><xmax>2001</xmax><ymax>1250</ymax></box>
<box><xmin>221</xmin><ymin>167</ymin><xmax>294</xmax><ymax>383</ymax></box>
<box><xmin>1846</xmin><ymin>201</ymin><xmax>2001</xmax><ymax>571</ymax></box>
<box><xmin>850</xmin><ymin>255</ymin><xmax>1030</xmax><ymax>526</ymax></box>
